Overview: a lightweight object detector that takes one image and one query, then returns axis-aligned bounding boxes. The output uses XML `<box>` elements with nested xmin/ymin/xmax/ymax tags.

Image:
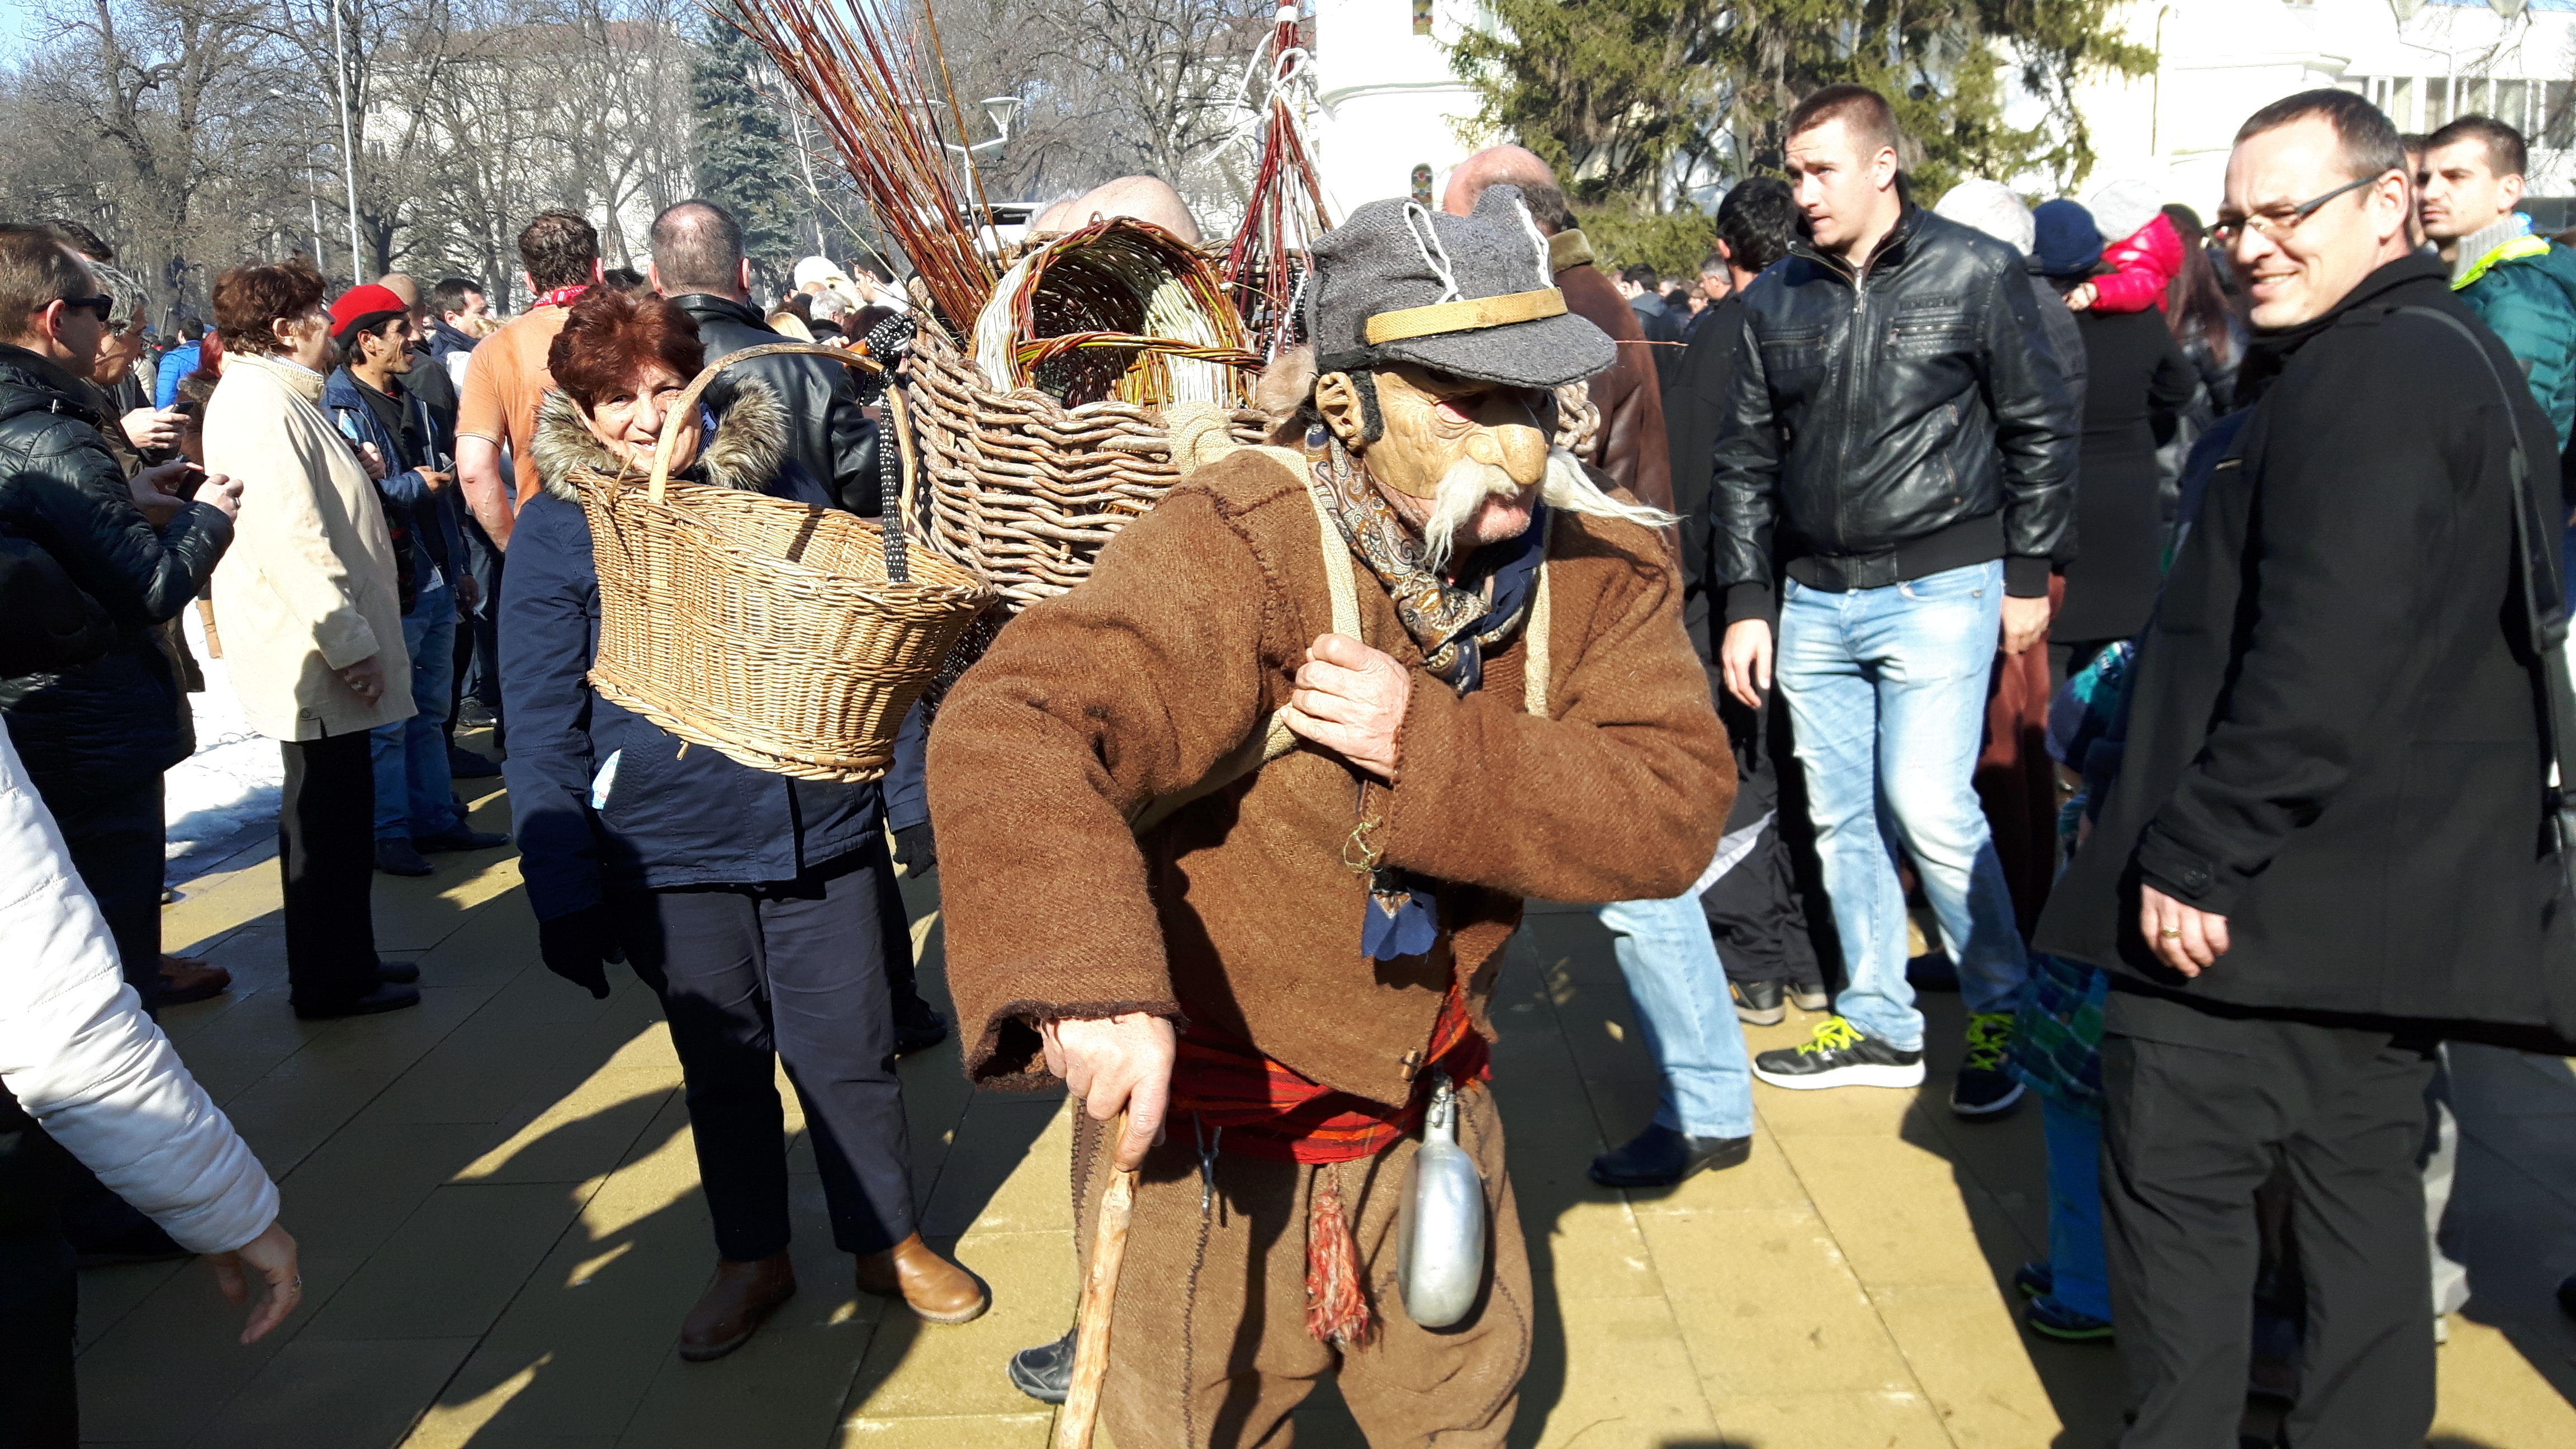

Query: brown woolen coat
<box><xmin>928</xmin><ymin>448</ymin><xmax>1733</xmax><ymax>1109</ymax></box>
<box><xmin>1557</xmin><ymin>258</ymin><xmax>1675</xmax><ymax>513</ymax></box>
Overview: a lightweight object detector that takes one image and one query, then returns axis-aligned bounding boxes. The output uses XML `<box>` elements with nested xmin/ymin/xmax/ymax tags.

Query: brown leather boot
<box><xmin>855</xmin><ymin>1234</ymin><xmax>988</xmax><ymax>1324</ymax></box>
<box><xmin>678</xmin><ymin>1253</ymin><xmax>797</xmax><ymax>1361</ymax></box>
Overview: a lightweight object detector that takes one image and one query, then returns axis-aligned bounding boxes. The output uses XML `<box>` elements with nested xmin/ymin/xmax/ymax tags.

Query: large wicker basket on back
<box><xmin>577</xmin><ymin>343</ymin><xmax>996</xmax><ymax>781</ymax></box>
<box><xmin>902</xmin><ymin>216</ymin><xmax>1608</xmax><ymax>612</ymax></box>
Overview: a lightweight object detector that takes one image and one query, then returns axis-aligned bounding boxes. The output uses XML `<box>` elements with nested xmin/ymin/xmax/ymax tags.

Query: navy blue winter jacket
<box><xmin>321</xmin><ymin>365</ymin><xmax>465</xmax><ymax>609</ymax></box>
<box><xmin>499</xmin><ymin>383</ymin><xmax>883</xmax><ymax>922</ymax></box>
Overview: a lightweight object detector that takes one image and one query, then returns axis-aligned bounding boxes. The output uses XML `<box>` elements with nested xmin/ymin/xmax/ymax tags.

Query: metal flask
<box><xmin>1395</xmin><ymin>1073</ymin><xmax>1488</xmax><ymax>1329</ymax></box>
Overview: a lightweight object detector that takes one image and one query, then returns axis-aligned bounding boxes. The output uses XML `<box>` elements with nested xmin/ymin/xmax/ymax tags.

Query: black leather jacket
<box><xmin>1711</xmin><ymin>205</ymin><xmax>2078</xmax><ymax>625</ymax></box>
<box><xmin>0</xmin><ymin>344</ymin><xmax>230</xmax><ymax>794</ymax></box>
<box><xmin>667</xmin><ymin>292</ymin><xmax>885</xmax><ymax>514</ymax></box>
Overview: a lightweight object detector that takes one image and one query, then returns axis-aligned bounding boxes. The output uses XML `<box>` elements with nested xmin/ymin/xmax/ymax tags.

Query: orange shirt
<box><xmin>455</xmin><ymin>304</ymin><xmax>573</xmax><ymax>505</ymax></box>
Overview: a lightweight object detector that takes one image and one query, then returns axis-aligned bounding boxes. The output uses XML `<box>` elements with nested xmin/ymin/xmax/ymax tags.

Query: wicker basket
<box><xmin>903</xmin><ymin>323</ymin><xmax>1270</xmax><ymax>610</ymax></box>
<box><xmin>577</xmin><ymin>343</ymin><xmax>996</xmax><ymax>782</ymax></box>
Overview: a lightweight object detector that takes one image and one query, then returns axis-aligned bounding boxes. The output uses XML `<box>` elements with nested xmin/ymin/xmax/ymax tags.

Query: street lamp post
<box><xmin>328</xmin><ymin>0</ymin><xmax>364</xmax><ymax>286</ymax></box>
<box><xmin>268</xmin><ymin>87</ymin><xmax>329</xmax><ymax>274</ymax></box>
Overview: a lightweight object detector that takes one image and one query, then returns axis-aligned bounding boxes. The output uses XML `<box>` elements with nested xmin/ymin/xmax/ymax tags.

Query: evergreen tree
<box><xmin>691</xmin><ymin>5</ymin><xmax>802</xmax><ymax>289</ymax></box>
<box><xmin>1451</xmin><ymin>0</ymin><xmax>2154</xmax><ymax>247</ymax></box>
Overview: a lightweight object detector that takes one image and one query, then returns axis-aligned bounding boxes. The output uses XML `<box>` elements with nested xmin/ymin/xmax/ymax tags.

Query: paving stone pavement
<box><xmin>75</xmin><ymin>742</ymin><xmax>2576</xmax><ymax>1446</ymax></box>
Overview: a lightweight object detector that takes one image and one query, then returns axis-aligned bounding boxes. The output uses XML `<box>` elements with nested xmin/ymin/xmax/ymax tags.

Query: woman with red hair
<box><xmin>499</xmin><ymin>287</ymin><xmax>984</xmax><ymax>1360</ymax></box>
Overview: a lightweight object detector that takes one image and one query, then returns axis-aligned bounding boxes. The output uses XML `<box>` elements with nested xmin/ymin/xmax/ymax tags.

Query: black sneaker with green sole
<box><xmin>1950</xmin><ymin>1011</ymin><xmax>2026</xmax><ymax>1117</ymax></box>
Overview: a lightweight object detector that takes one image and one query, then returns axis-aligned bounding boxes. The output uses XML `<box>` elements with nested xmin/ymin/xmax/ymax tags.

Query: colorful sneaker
<box><xmin>2013</xmin><ymin>1260</ymin><xmax>2053</xmax><ymax>1300</ymax></box>
<box><xmin>1951</xmin><ymin>1011</ymin><xmax>2027</xmax><ymax>1117</ymax></box>
<box><xmin>1751</xmin><ymin>1016</ymin><xmax>1925</xmax><ymax>1091</ymax></box>
<box><xmin>2025</xmin><ymin>1294</ymin><xmax>2113</xmax><ymax>1343</ymax></box>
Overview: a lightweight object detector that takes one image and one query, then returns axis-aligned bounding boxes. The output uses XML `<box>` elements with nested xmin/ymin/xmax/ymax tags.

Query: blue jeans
<box><xmin>2042</xmin><ymin>1095</ymin><xmax>2111</xmax><ymax>1319</ymax></box>
<box><xmin>1597</xmin><ymin>890</ymin><xmax>1755</xmax><ymax>1139</ymax></box>
<box><xmin>1775</xmin><ymin>561</ymin><xmax>2029</xmax><ymax>1050</ymax></box>
<box><xmin>371</xmin><ymin>580</ymin><xmax>465</xmax><ymax>841</ymax></box>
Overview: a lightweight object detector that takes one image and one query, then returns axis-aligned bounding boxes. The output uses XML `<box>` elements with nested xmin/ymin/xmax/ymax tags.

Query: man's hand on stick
<box><xmin>1284</xmin><ymin>632</ymin><xmax>1409</xmax><ymax>782</ymax></box>
<box><xmin>1041</xmin><ymin>1014</ymin><xmax>1175</xmax><ymax>1172</ymax></box>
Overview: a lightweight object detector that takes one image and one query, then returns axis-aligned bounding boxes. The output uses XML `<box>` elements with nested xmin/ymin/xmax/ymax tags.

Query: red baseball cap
<box><xmin>328</xmin><ymin>284</ymin><xmax>410</xmax><ymax>340</ymax></box>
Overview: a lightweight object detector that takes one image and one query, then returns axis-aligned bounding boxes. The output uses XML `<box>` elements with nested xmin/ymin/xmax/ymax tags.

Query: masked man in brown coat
<box><xmin>929</xmin><ymin>188</ymin><xmax>1732</xmax><ymax>1447</ymax></box>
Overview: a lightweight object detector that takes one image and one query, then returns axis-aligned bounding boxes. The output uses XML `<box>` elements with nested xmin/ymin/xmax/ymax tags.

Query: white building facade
<box><xmin>1307</xmin><ymin>0</ymin><xmax>1488</xmax><ymax>215</ymax></box>
<box><xmin>2075</xmin><ymin>1</ymin><xmax>2576</xmax><ymax>216</ymax></box>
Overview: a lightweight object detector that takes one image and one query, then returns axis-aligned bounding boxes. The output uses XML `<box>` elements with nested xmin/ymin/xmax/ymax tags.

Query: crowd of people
<box><xmin>1</xmin><ymin>73</ymin><xmax>2574</xmax><ymax>1449</ymax></box>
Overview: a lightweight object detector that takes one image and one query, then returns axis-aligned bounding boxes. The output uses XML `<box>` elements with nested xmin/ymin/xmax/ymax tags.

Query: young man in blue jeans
<box><xmin>1710</xmin><ymin>84</ymin><xmax>2077</xmax><ymax>1116</ymax></box>
<box><xmin>323</xmin><ymin>286</ymin><xmax>509</xmax><ymax>878</ymax></box>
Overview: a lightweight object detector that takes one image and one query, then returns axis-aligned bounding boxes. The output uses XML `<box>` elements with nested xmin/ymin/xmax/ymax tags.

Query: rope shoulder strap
<box><xmin>1128</xmin><ymin>458</ymin><xmax>1553</xmax><ymax>833</ymax></box>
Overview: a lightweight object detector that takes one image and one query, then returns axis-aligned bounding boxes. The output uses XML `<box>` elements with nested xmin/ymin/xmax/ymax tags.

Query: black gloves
<box><xmin>893</xmin><ymin>820</ymin><xmax>936</xmax><ymax>874</ymax></box>
<box><xmin>537</xmin><ymin>905</ymin><xmax>617</xmax><ymax>999</ymax></box>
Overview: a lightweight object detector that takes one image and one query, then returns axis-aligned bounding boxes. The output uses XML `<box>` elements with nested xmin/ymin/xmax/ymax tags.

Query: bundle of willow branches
<box><xmin>727</xmin><ymin>0</ymin><xmax>998</xmax><ymax>326</ymax></box>
<box><xmin>1221</xmin><ymin>3</ymin><xmax>1332</xmax><ymax>358</ymax></box>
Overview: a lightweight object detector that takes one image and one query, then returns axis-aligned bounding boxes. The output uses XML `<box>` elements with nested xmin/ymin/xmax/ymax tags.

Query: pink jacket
<box><xmin>2088</xmin><ymin>212</ymin><xmax>2181</xmax><ymax>314</ymax></box>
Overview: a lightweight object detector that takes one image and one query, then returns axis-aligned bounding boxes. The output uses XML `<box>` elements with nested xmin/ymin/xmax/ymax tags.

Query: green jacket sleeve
<box><xmin>2459</xmin><ymin>255</ymin><xmax>2576</xmax><ymax>449</ymax></box>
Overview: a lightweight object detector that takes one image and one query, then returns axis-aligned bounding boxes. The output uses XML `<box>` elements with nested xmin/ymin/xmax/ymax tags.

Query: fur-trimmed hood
<box><xmin>529</xmin><ymin>375</ymin><xmax>792</xmax><ymax>503</ymax></box>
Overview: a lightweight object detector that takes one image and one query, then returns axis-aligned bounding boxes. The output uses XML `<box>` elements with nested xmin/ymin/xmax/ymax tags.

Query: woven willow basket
<box><xmin>577</xmin><ymin>343</ymin><xmax>996</xmax><ymax>782</ymax></box>
<box><xmin>903</xmin><ymin>332</ymin><xmax>1606</xmax><ymax>613</ymax></box>
<box><xmin>903</xmin><ymin>323</ymin><xmax>1268</xmax><ymax>610</ymax></box>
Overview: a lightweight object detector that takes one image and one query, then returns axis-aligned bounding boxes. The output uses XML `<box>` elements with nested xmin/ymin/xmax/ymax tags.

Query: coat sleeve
<box><xmin>0</xmin><ymin>731</ymin><xmax>277</xmax><ymax>1254</ymax></box>
<box><xmin>927</xmin><ymin>486</ymin><xmax>1276</xmax><ymax>1077</ymax></box>
<box><xmin>496</xmin><ymin>499</ymin><xmax>603</xmax><ymax>922</ymax></box>
<box><xmin>1376</xmin><ymin>521</ymin><xmax>1732</xmax><ymax>903</ymax></box>
<box><xmin>826</xmin><ymin>370</ymin><xmax>884</xmax><ymax>515</ymax></box>
<box><xmin>12</xmin><ymin>419</ymin><xmax>229</xmax><ymax>627</ymax></box>
<box><xmin>1709</xmin><ymin>307</ymin><xmax>1784</xmax><ymax>627</ymax></box>
<box><xmin>2461</xmin><ymin>264</ymin><xmax>2576</xmax><ymax>451</ymax></box>
<box><xmin>1978</xmin><ymin>260</ymin><xmax>2082</xmax><ymax>594</ymax></box>
<box><xmin>212</xmin><ymin>394</ymin><xmax>381</xmax><ymax>671</ymax></box>
<box><xmin>0</xmin><ymin>539</ymin><xmax>114</xmax><ymax>676</ymax></box>
<box><xmin>2132</xmin><ymin>316</ymin><xmax>2484</xmax><ymax>913</ymax></box>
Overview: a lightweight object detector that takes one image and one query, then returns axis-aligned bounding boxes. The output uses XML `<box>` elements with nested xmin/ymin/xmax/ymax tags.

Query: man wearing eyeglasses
<box><xmin>0</xmin><ymin>225</ymin><xmax>242</xmax><ymax>1015</ymax></box>
<box><xmin>2035</xmin><ymin>90</ymin><xmax>2574</xmax><ymax>1447</ymax></box>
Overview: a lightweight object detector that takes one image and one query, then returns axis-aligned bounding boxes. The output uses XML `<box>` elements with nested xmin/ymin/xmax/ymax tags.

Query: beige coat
<box><xmin>203</xmin><ymin>353</ymin><xmax>412</xmax><ymax>741</ymax></box>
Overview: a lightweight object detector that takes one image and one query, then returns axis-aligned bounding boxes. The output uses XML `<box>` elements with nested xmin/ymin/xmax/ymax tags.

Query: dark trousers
<box><xmin>0</xmin><ymin>1098</ymin><xmax>75</xmax><ymax>1449</ymax></box>
<box><xmin>41</xmin><ymin>775</ymin><xmax>164</xmax><ymax>1014</ymax></box>
<box><xmin>1706</xmin><ymin>683</ymin><xmax>1833</xmax><ymax>990</ymax></box>
<box><xmin>278</xmin><ymin>731</ymin><xmax>381</xmax><ymax>1010</ymax></box>
<box><xmin>618</xmin><ymin>842</ymin><xmax>914</xmax><ymax>1262</ymax></box>
<box><xmin>2100</xmin><ymin>989</ymin><xmax>2439</xmax><ymax>1448</ymax></box>
<box><xmin>0</xmin><ymin>1272</ymin><xmax>75</xmax><ymax>1448</ymax></box>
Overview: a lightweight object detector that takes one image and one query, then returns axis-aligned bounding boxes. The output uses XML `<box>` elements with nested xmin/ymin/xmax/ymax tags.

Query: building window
<box><xmin>1413</xmin><ymin>0</ymin><xmax>1433</xmax><ymax>34</ymax></box>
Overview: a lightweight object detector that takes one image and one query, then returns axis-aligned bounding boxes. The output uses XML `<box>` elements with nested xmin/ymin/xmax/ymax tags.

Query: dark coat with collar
<box><xmin>1711</xmin><ymin>204</ymin><xmax>2080</xmax><ymax>624</ymax></box>
<box><xmin>498</xmin><ymin>381</ymin><xmax>883</xmax><ymax>921</ymax></box>
<box><xmin>2035</xmin><ymin>257</ymin><xmax>2575</xmax><ymax>1040</ymax></box>
<box><xmin>665</xmin><ymin>292</ymin><xmax>885</xmax><ymax>515</ymax></box>
<box><xmin>321</xmin><ymin>366</ymin><xmax>466</xmax><ymax>613</ymax></box>
<box><xmin>0</xmin><ymin>344</ymin><xmax>230</xmax><ymax>794</ymax></box>
<box><xmin>1551</xmin><ymin>233</ymin><xmax>1675</xmax><ymax>513</ymax></box>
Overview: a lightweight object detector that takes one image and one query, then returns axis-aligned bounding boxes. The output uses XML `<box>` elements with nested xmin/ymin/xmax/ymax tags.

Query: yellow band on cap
<box><xmin>1363</xmin><ymin>287</ymin><xmax>1568</xmax><ymax>346</ymax></box>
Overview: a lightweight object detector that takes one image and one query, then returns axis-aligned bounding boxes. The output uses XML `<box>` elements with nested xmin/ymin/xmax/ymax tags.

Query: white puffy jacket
<box><xmin>0</xmin><ymin>730</ymin><xmax>277</xmax><ymax>1252</ymax></box>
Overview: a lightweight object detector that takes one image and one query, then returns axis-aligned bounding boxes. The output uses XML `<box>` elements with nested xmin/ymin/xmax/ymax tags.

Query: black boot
<box><xmin>1588</xmin><ymin>1124</ymin><xmax>1752</xmax><ymax>1188</ymax></box>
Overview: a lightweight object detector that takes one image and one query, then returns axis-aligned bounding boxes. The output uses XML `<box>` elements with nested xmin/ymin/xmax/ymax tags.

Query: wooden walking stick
<box><xmin>1054</xmin><ymin>1115</ymin><xmax>1139</xmax><ymax>1449</ymax></box>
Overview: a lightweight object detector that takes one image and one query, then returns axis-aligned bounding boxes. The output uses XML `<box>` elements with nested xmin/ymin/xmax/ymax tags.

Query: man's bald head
<box><xmin>1037</xmin><ymin>176</ymin><xmax>1203</xmax><ymax>244</ymax></box>
<box><xmin>650</xmin><ymin>198</ymin><xmax>748</xmax><ymax>300</ymax></box>
<box><xmin>1441</xmin><ymin>146</ymin><xmax>1577</xmax><ymax>234</ymax></box>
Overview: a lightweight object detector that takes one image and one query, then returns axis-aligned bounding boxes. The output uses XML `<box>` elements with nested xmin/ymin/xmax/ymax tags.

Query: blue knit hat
<box><xmin>2031</xmin><ymin>199</ymin><xmax>2104</xmax><ymax>280</ymax></box>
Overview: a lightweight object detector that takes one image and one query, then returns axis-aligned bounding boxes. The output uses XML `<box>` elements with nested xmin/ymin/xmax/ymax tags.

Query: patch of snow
<box><xmin>165</xmin><ymin>604</ymin><xmax>281</xmax><ymax>874</ymax></box>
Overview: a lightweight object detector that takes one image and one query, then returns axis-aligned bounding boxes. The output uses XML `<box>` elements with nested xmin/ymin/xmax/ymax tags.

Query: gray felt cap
<box><xmin>1305</xmin><ymin>184</ymin><xmax>1617</xmax><ymax>390</ymax></box>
